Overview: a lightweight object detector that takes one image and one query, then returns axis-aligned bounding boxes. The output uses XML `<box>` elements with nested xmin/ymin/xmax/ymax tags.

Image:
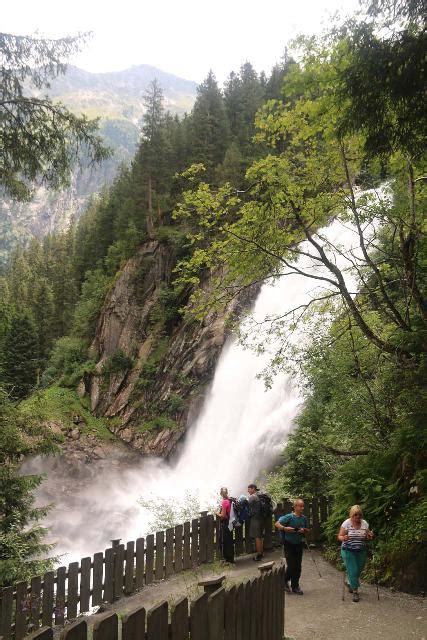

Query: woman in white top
<box><xmin>337</xmin><ymin>505</ymin><xmax>374</xmax><ymax>602</ymax></box>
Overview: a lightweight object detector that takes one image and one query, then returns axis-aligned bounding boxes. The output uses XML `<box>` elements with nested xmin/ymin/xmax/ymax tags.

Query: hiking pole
<box><xmin>303</xmin><ymin>537</ymin><xmax>322</xmax><ymax>578</ymax></box>
<box><xmin>368</xmin><ymin>531</ymin><xmax>380</xmax><ymax>601</ymax></box>
<box><xmin>342</xmin><ymin>569</ymin><xmax>346</xmax><ymax>601</ymax></box>
<box><xmin>371</xmin><ymin>553</ymin><xmax>380</xmax><ymax>601</ymax></box>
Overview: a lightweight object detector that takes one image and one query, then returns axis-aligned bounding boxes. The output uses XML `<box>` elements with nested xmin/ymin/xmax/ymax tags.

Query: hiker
<box><xmin>338</xmin><ymin>505</ymin><xmax>373</xmax><ymax>602</ymax></box>
<box><xmin>247</xmin><ymin>483</ymin><xmax>272</xmax><ymax>561</ymax></box>
<box><xmin>217</xmin><ymin>487</ymin><xmax>234</xmax><ymax>563</ymax></box>
<box><xmin>275</xmin><ymin>498</ymin><xmax>309</xmax><ymax>595</ymax></box>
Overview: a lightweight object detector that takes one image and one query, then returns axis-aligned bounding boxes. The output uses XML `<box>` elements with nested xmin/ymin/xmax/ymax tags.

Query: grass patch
<box><xmin>20</xmin><ymin>386</ymin><xmax>118</xmax><ymax>441</ymax></box>
<box><xmin>135</xmin><ymin>415</ymin><xmax>178</xmax><ymax>434</ymax></box>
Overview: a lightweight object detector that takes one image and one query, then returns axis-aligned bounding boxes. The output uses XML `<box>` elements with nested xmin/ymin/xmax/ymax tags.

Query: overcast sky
<box><xmin>4</xmin><ymin>0</ymin><xmax>360</xmax><ymax>83</ymax></box>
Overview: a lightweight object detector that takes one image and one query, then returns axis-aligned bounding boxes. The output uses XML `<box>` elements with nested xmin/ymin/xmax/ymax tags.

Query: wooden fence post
<box><xmin>235</xmin><ymin>583</ymin><xmax>244</xmax><ymax>640</ymax></box>
<box><xmin>41</xmin><ymin>571</ymin><xmax>55</xmax><ymax>627</ymax></box>
<box><xmin>67</xmin><ymin>563</ymin><xmax>79</xmax><ymax>620</ymax></box>
<box><xmin>165</xmin><ymin>528</ymin><xmax>174</xmax><ymax>578</ymax></box>
<box><xmin>92</xmin><ymin>612</ymin><xmax>118</xmax><ymax>640</ymax></box>
<box><xmin>174</xmin><ymin>524</ymin><xmax>183</xmax><ymax>572</ymax></box>
<box><xmin>191</xmin><ymin>518</ymin><xmax>199</xmax><ymax>566</ymax></box>
<box><xmin>207</xmin><ymin>588</ymin><xmax>225</xmax><ymax>640</ymax></box>
<box><xmin>103</xmin><ymin>548</ymin><xmax>114</xmax><ymax>603</ymax></box>
<box><xmin>146</xmin><ymin>601</ymin><xmax>168</xmax><ymax>640</ymax></box>
<box><xmin>124</xmin><ymin>541</ymin><xmax>135</xmax><ymax>595</ymax></box>
<box><xmin>55</xmin><ymin>566</ymin><xmax>66</xmax><ymax>625</ymax></box>
<box><xmin>27</xmin><ymin>627</ymin><xmax>53</xmax><ymax>640</ymax></box>
<box><xmin>92</xmin><ymin>553</ymin><xmax>104</xmax><ymax>606</ymax></box>
<box><xmin>206</xmin><ymin>515</ymin><xmax>215</xmax><ymax>563</ymax></box>
<box><xmin>15</xmin><ymin>581</ymin><xmax>28</xmax><ymax>640</ymax></box>
<box><xmin>29</xmin><ymin>576</ymin><xmax>42</xmax><ymax>630</ymax></box>
<box><xmin>224</xmin><ymin>586</ymin><xmax>236</xmax><ymax>640</ymax></box>
<box><xmin>264</xmin><ymin>514</ymin><xmax>273</xmax><ymax>551</ymax></box>
<box><xmin>169</xmin><ymin>597</ymin><xmax>189</xmax><ymax>640</ymax></box>
<box><xmin>199</xmin><ymin>515</ymin><xmax>207</xmax><ymax>563</ymax></box>
<box><xmin>1</xmin><ymin>586</ymin><xmax>13</xmax><ymax>640</ymax></box>
<box><xmin>190</xmin><ymin>592</ymin><xmax>208</xmax><ymax>640</ymax></box>
<box><xmin>145</xmin><ymin>534</ymin><xmax>155</xmax><ymax>584</ymax></box>
<box><xmin>135</xmin><ymin>538</ymin><xmax>145</xmax><ymax>589</ymax></box>
<box><xmin>183</xmin><ymin>522</ymin><xmax>191</xmax><ymax>570</ymax></box>
<box><xmin>155</xmin><ymin>531</ymin><xmax>164</xmax><ymax>581</ymax></box>
<box><xmin>60</xmin><ymin>620</ymin><xmax>87</xmax><ymax>640</ymax></box>
<box><xmin>79</xmin><ymin>559</ymin><xmax>91</xmax><ymax>614</ymax></box>
<box><xmin>113</xmin><ymin>544</ymin><xmax>125</xmax><ymax>600</ymax></box>
<box><xmin>121</xmin><ymin>605</ymin><xmax>146</xmax><ymax>640</ymax></box>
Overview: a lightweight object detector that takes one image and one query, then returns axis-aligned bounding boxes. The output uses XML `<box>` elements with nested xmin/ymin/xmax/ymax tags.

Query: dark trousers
<box><xmin>283</xmin><ymin>541</ymin><xmax>303</xmax><ymax>588</ymax></box>
<box><xmin>220</xmin><ymin>522</ymin><xmax>235</xmax><ymax>563</ymax></box>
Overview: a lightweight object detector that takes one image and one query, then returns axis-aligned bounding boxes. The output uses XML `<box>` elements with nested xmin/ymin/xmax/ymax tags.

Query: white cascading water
<box><xmin>26</xmin><ymin>216</ymin><xmax>364</xmax><ymax>563</ymax></box>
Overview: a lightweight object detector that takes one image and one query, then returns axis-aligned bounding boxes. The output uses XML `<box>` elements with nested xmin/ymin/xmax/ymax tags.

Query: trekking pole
<box><xmin>342</xmin><ymin>569</ymin><xmax>346</xmax><ymax>601</ymax></box>
<box><xmin>371</xmin><ymin>552</ymin><xmax>380</xmax><ymax>601</ymax></box>
<box><xmin>367</xmin><ymin>530</ymin><xmax>380</xmax><ymax>601</ymax></box>
<box><xmin>303</xmin><ymin>537</ymin><xmax>322</xmax><ymax>578</ymax></box>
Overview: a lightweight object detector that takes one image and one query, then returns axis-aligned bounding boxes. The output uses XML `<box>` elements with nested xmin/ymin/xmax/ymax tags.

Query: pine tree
<box><xmin>1</xmin><ymin>33</ymin><xmax>110</xmax><ymax>201</ymax></box>
<box><xmin>31</xmin><ymin>278</ymin><xmax>55</xmax><ymax>362</ymax></box>
<box><xmin>1</xmin><ymin>313</ymin><xmax>40</xmax><ymax>400</ymax></box>
<box><xmin>189</xmin><ymin>71</ymin><xmax>229</xmax><ymax>181</ymax></box>
<box><xmin>140</xmin><ymin>79</ymin><xmax>166</xmax><ymax>236</ymax></box>
<box><xmin>0</xmin><ymin>389</ymin><xmax>57</xmax><ymax>586</ymax></box>
<box><xmin>224</xmin><ymin>62</ymin><xmax>265</xmax><ymax>154</ymax></box>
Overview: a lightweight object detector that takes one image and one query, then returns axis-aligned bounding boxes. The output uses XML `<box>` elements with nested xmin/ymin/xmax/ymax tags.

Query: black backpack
<box><xmin>258</xmin><ymin>493</ymin><xmax>274</xmax><ymax>518</ymax></box>
<box><xmin>230</xmin><ymin>497</ymin><xmax>250</xmax><ymax>526</ymax></box>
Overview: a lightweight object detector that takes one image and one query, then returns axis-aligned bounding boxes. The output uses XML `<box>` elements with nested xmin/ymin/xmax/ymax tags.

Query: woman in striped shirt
<box><xmin>338</xmin><ymin>505</ymin><xmax>374</xmax><ymax>602</ymax></box>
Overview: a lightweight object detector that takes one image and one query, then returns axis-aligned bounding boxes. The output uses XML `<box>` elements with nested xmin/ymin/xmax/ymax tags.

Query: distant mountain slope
<box><xmin>0</xmin><ymin>65</ymin><xmax>197</xmax><ymax>265</ymax></box>
<box><xmin>45</xmin><ymin>64</ymin><xmax>197</xmax><ymax>118</ymax></box>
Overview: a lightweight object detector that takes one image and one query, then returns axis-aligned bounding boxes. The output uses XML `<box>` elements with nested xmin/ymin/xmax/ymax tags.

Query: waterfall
<box><xmin>26</xmin><ymin>217</ymin><xmax>363</xmax><ymax>562</ymax></box>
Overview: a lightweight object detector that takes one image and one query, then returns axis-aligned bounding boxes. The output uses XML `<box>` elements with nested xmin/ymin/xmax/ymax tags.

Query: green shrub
<box><xmin>135</xmin><ymin>415</ymin><xmax>177</xmax><ymax>433</ymax></box>
<box><xmin>102</xmin><ymin>350</ymin><xmax>133</xmax><ymax>377</ymax></box>
<box><xmin>72</xmin><ymin>268</ymin><xmax>112</xmax><ymax>340</ymax></box>
<box><xmin>148</xmin><ymin>286</ymin><xmax>182</xmax><ymax>332</ymax></box>
<box><xmin>42</xmin><ymin>336</ymin><xmax>91</xmax><ymax>387</ymax></box>
<box><xmin>160</xmin><ymin>393</ymin><xmax>185</xmax><ymax>416</ymax></box>
<box><xmin>156</xmin><ymin>226</ymin><xmax>190</xmax><ymax>258</ymax></box>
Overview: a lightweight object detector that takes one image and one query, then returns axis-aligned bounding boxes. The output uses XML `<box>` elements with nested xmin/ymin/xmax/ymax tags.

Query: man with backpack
<box><xmin>275</xmin><ymin>498</ymin><xmax>309</xmax><ymax>595</ymax></box>
<box><xmin>247</xmin><ymin>483</ymin><xmax>273</xmax><ymax>561</ymax></box>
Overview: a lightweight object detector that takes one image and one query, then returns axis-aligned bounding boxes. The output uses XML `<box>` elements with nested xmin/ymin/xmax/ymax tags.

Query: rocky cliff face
<box><xmin>82</xmin><ymin>239</ymin><xmax>258</xmax><ymax>458</ymax></box>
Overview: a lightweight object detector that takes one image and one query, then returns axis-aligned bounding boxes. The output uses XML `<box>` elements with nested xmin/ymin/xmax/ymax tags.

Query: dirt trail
<box><xmin>285</xmin><ymin>550</ymin><xmax>426</xmax><ymax>640</ymax></box>
<box><xmin>81</xmin><ymin>548</ymin><xmax>426</xmax><ymax>640</ymax></box>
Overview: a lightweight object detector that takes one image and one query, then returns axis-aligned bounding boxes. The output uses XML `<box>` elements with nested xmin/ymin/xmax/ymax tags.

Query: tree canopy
<box><xmin>0</xmin><ymin>32</ymin><xmax>110</xmax><ymax>201</ymax></box>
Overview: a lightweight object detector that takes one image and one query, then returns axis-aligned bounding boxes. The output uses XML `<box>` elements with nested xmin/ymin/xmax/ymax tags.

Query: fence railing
<box><xmin>24</xmin><ymin>565</ymin><xmax>286</xmax><ymax>640</ymax></box>
<box><xmin>0</xmin><ymin>496</ymin><xmax>330</xmax><ymax>639</ymax></box>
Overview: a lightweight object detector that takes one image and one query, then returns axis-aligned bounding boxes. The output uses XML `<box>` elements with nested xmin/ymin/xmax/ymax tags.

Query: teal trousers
<box><xmin>341</xmin><ymin>548</ymin><xmax>367</xmax><ymax>590</ymax></box>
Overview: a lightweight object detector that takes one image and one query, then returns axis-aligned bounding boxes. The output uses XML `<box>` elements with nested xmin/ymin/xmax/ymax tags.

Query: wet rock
<box><xmin>119</xmin><ymin>428</ymin><xmax>134</xmax><ymax>443</ymax></box>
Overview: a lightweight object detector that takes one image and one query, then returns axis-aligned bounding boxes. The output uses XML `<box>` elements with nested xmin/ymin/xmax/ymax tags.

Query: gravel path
<box><xmin>285</xmin><ymin>549</ymin><xmax>426</xmax><ymax>640</ymax></box>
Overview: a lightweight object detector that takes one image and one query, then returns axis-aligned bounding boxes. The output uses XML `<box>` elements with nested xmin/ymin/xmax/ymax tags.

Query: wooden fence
<box><xmin>25</xmin><ymin>565</ymin><xmax>286</xmax><ymax>640</ymax></box>
<box><xmin>0</xmin><ymin>497</ymin><xmax>329</xmax><ymax>639</ymax></box>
